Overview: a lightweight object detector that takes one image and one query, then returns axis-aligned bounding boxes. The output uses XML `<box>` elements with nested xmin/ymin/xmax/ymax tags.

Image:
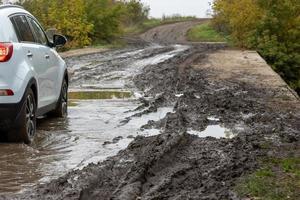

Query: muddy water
<box><xmin>68</xmin><ymin>44</ymin><xmax>189</xmax><ymax>90</ymax></box>
<box><xmin>0</xmin><ymin>44</ymin><xmax>187</xmax><ymax>194</ymax></box>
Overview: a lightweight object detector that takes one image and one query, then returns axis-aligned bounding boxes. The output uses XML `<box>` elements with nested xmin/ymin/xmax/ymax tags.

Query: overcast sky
<box><xmin>140</xmin><ymin>0</ymin><xmax>212</xmax><ymax>18</ymax></box>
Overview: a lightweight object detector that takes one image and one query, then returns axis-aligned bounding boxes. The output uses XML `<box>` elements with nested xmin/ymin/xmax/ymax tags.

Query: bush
<box><xmin>17</xmin><ymin>0</ymin><xmax>149</xmax><ymax>48</ymax></box>
<box><xmin>212</xmin><ymin>0</ymin><xmax>300</xmax><ymax>94</ymax></box>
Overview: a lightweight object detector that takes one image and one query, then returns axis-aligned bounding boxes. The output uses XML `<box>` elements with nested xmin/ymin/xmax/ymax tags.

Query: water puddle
<box><xmin>69</xmin><ymin>90</ymin><xmax>132</xmax><ymax>100</ymax></box>
<box><xmin>0</xmin><ymin>99</ymin><xmax>173</xmax><ymax>193</ymax></box>
<box><xmin>188</xmin><ymin>125</ymin><xmax>236</xmax><ymax>139</ymax></box>
<box><xmin>68</xmin><ymin>45</ymin><xmax>190</xmax><ymax>90</ymax></box>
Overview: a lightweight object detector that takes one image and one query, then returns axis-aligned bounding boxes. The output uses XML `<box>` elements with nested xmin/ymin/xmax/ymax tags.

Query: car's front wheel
<box><xmin>11</xmin><ymin>88</ymin><xmax>37</xmax><ymax>144</ymax></box>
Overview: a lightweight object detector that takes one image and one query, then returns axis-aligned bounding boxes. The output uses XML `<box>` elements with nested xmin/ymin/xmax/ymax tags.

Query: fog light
<box><xmin>0</xmin><ymin>89</ymin><xmax>14</xmax><ymax>96</ymax></box>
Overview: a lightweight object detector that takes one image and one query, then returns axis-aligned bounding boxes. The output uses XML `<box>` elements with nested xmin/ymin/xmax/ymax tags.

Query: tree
<box><xmin>212</xmin><ymin>0</ymin><xmax>300</xmax><ymax>94</ymax></box>
<box><xmin>85</xmin><ymin>0</ymin><xmax>123</xmax><ymax>43</ymax></box>
<box><xmin>121</xmin><ymin>0</ymin><xmax>149</xmax><ymax>26</ymax></box>
<box><xmin>17</xmin><ymin>0</ymin><xmax>149</xmax><ymax>48</ymax></box>
<box><xmin>18</xmin><ymin>0</ymin><xmax>93</xmax><ymax>48</ymax></box>
<box><xmin>212</xmin><ymin>0</ymin><xmax>263</xmax><ymax>47</ymax></box>
<box><xmin>253</xmin><ymin>0</ymin><xmax>300</xmax><ymax>91</ymax></box>
<box><xmin>47</xmin><ymin>0</ymin><xmax>93</xmax><ymax>48</ymax></box>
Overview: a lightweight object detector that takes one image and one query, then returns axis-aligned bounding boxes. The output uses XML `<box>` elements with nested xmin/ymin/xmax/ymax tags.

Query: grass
<box><xmin>187</xmin><ymin>22</ymin><xmax>229</xmax><ymax>43</ymax></box>
<box><xmin>236</xmin><ymin>156</ymin><xmax>300</xmax><ymax>200</ymax></box>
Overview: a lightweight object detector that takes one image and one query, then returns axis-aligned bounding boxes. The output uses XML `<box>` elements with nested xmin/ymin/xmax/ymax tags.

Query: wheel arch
<box><xmin>63</xmin><ymin>69</ymin><xmax>69</xmax><ymax>86</ymax></box>
<box><xmin>27</xmin><ymin>78</ymin><xmax>38</xmax><ymax>106</ymax></box>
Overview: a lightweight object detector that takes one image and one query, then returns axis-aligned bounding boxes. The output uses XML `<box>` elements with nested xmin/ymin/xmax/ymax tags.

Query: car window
<box><xmin>27</xmin><ymin>17</ymin><xmax>48</xmax><ymax>46</ymax></box>
<box><xmin>10</xmin><ymin>15</ymin><xmax>35</xmax><ymax>43</ymax></box>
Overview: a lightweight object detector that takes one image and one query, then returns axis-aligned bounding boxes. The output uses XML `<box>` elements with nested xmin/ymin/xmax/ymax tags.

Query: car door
<box><xmin>10</xmin><ymin>14</ymin><xmax>47</xmax><ymax>109</ymax></box>
<box><xmin>27</xmin><ymin>16</ymin><xmax>58</xmax><ymax>106</ymax></box>
<box><xmin>26</xmin><ymin>16</ymin><xmax>60</xmax><ymax>108</ymax></box>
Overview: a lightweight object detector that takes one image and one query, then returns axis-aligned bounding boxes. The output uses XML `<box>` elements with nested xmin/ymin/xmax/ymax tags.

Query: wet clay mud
<box><xmin>1</xmin><ymin>21</ymin><xmax>299</xmax><ymax>200</ymax></box>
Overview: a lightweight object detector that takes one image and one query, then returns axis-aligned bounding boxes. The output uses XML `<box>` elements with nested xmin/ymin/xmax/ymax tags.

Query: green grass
<box><xmin>187</xmin><ymin>22</ymin><xmax>228</xmax><ymax>42</ymax></box>
<box><xmin>236</xmin><ymin>157</ymin><xmax>300</xmax><ymax>200</ymax></box>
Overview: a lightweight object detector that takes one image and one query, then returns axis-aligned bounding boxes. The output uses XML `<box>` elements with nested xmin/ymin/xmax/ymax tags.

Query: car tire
<box><xmin>50</xmin><ymin>79</ymin><xmax>68</xmax><ymax>118</ymax></box>
<box><xmin>11</xmin><ymin>88</ymin><xmax>37</xmax><ymax>144</ymax></box>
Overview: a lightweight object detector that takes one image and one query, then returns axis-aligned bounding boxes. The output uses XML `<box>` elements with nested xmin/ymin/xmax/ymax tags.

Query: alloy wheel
<box><xmin>25</xmin><ymin>95</ymin><xmax>35</xmax><ymax>138</ymax></box>
<box><xmin>61</xmin><ymin>83</ymin><xmax>68</xmax><ymax>117</ymax></box>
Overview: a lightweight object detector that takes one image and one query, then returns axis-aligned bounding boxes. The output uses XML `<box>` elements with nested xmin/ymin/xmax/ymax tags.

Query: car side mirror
<box><xmin>53</xmin><ymin>34</ymin><xmax>67</xmax><ymax>47</ymax></box>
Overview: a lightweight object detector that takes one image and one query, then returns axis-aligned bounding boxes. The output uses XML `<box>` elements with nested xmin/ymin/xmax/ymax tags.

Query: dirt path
<box><xmin>140</xmin><ymin>19</ymin><xmax>210</xmax><ymax>44</ymax></box>
<box><xmin>2</xmin><ymin>21</ymin><xmax>299</xmax><ymax>200</ymax></box>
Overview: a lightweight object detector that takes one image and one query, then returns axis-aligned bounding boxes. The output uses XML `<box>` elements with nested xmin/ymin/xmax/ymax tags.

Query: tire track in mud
<box><xmin>12</xmin><ymin>42</ymin><xmax>299</xmax><ymax>200</ymax></box>
<box><xmin>78</xmin><ymin>44</ymin><xmax>299</xmax><ymax>199</ymax></box>
<box><xmin>67</xmin><ymin>45</ymin><xmax>189</xmax><ymax>90</ymax></box>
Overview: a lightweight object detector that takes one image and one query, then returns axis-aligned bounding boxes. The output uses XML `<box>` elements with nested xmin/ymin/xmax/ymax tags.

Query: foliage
<box><xmin>212</xmin><ymin>0</ymin><xmax>300</xmax><ymax>94</ymax></box>
<box><xmin>254</xmin><ymin>0</ymin><xmax>300</xmax><ymax>93</ymax></box>
<box><xmin>17</xmin><ymin>0</ymin><xmax>149</xmax><ymax>48</ymax></box>
<box><xmin>187</xmin><ymin>22</ymin><xmax>228</xmax><ymax>42</ymax></box>
<box><xmin>48</xmin><ymin>0</ymin><xmax>93</xmax><ymax>48</ymax></box>
<box><xmin>17</xmin><ymin>0</ymin><xmax>93</xmax><ymax>48</ymax></box>
<box><xmin>120</xmin><ymin>0</ymin><xmax>149</xmax><ymax>27</ymax></box>
<box><xmin>212</xmin><ymin>0</ymin><xmax>263</xmax><ymax>47</ymax></box>
<box><xmin>84</xmin><ymin>0</ymin><xmax>123</xmax><ymax>43</ymax></box>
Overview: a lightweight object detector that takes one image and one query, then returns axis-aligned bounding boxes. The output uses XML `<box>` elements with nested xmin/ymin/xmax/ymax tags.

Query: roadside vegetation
<box><xmin>236</xmin><ymin>153</ymin><xmax>300</xmax><ymax>200</ymax></box>
<box><xmin>187</xmin><ymin>22</ymin><xmax>228</xmax><ymax>42</ymax></box>
<box><xmin>16</xmin><ymin>0</ymin><xmax>149</xmax><ymax>48</ymax></box>
<box><xmin>14</xmin><ymin>0</ymin><xmax>195</xmax><ymax>50</ymax></box>
<box><xmin>212</xmin><ymin>0</ymin><xmax>300</xmax><ymax>95</ymax></box>
<box><xmin>211</xmin><ymin>1</ymin><xmax>300</xmax><ymax>198</ymax></box>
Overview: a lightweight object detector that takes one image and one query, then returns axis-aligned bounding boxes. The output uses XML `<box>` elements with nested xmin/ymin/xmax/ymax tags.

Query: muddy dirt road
<box><xmin>140</xmin><ymin>20</ymin><xmax>208</xmax><ymax>44</ymax></box>
<box><xmin>0</xmin><ymin>45</ymin><xmax>187</xmax><ymax>194</ymax></box>
<box><xmin>1</xmin><ymin>21</ymin><xmax>299</xmax><ymax>199</ymax></box>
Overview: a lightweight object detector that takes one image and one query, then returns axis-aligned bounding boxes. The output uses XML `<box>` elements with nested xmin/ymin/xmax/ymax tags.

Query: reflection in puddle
<box><xmin>69</xmin><ymin>90</ymin><xmax>132</xmax><ymax>100</ymax></box>
<box><xmin>188</xmin><ymin>125</ymin><xmax>237</xmax><ymax>139</ymax></box>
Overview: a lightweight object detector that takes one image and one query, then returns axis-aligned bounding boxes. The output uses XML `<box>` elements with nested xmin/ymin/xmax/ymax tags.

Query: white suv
<box><xmin>0</xmin><ymin>5</ymin><xmax>68</xmax><ymax>144</ymax></box>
